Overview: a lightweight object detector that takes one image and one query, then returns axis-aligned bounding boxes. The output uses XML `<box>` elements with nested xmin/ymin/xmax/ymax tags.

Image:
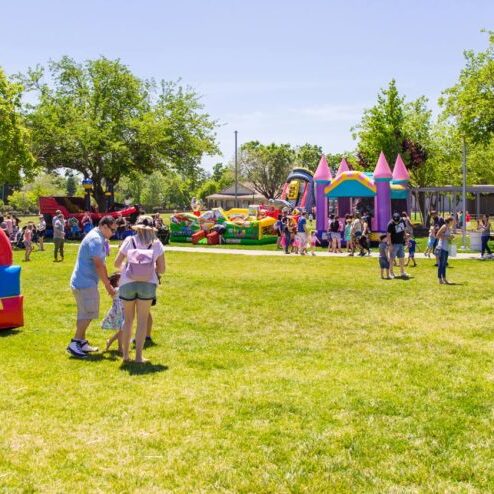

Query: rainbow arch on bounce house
<box><xmin>0</xmin><ymin>229</ymin><xmax>24</xmax><ymax>330</ymax></box>
<box><xmin>314</xmin><ymin>152</ymin><xmax>410</xmax><ymax>242</ymax></box>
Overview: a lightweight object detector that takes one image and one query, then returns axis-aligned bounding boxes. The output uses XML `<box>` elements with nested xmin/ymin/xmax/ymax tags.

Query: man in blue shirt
<box><xmin>67</xmin><ymin>216</ymin><xmax>116</xmax><ymax>358</ymax></box>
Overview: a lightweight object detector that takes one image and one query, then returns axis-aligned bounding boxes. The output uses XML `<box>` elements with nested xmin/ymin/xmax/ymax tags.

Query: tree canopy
<box><xmin>352</xmin><ymin>80</ymin><xmax>433</xmax><ymax>187</ymax></box>
<box><xmin>440</xmin><ymin>31</ymin><xmax>494</xmax><ymax>145</ymax></box>
<box><xmin>239</xmin><ymin>142</ymin><xmax>295</xmax><ymax>199</ymax></box>
<box><xmin>0</xmin><ymin>68</ymin><xmax>35</xmax><ymax>184</ymax></box>
<box><xmin>24</xmin><ymin>56</ymin><xmax>218</xmax><ymax>208</ymax></box>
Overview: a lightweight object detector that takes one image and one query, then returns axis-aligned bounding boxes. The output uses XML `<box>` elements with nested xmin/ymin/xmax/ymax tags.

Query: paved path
<box><xmin>164</xmin><ymin>245</ymin><xmax>485</xmax><ymax>260</ymax></box>
<box><xmin>55</xmin><ymin>241</ymin><xmax>487</xmax><ymax>260</ymax></box>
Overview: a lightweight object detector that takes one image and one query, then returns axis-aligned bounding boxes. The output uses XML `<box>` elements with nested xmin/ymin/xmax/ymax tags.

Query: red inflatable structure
<box><xmin>38</xmin><ymin>196</ymin><xmax>138</xmax><ymax>225</ymax></box>
<box><xmin>0</xmin><ymin>228</ymin><xmax>24</xmax><ymax>330</ymax></box>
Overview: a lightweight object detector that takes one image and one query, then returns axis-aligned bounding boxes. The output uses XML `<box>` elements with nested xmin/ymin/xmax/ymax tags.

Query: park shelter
<box><xmin>412</xmin><ymin>185</ymin><xmax>494</xmax><ymax>222</ymax></box>
<box><xmin>206</xmin><ymin>183</ymin><xmax>268</xmax><ymax>209</ymax></box>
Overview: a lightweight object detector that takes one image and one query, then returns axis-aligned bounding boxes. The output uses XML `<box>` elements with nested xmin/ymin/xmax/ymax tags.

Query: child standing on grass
<box><xmin>23</xmin><ymin>223</ymin><xmax>33</xmax><ymax>262</ymax></box>
<box><xmin>309</xmin><ymin>230</ymin><xmax>321</xmax><ymax>256</ymax></box>
<box><xmin>424</xmin><ymin>225</ymin><xmax>435</xmax><ymax>257</ymax></box>
<box><xmin>102</xmin><ymin>273</ymin><xmax>124</xmax><ymax>353</ymax></box>
<box><xmin>378</xmin><ymin>234</ymin><xmax>391</xmax><ymax>279</ymax></box>
<box><xmin>406</xmin><ymin>233</ymin><xmax>417</xmax><ymax>267</ymax></box>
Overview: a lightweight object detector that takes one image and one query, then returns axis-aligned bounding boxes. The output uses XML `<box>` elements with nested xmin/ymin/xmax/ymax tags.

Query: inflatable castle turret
<box><xmin>313</xmin><ymin>155</ymin><xmax>332</xmax><ymax>233</ymax></box>
<box><xmin>373</xmin><ymin>151</ymin><xmax>393</xmax><ymax>232</ymax></box>
<box><xmin>392</xmin><ymin>154</ymin><xmax>411</xmax><ymax>213</ymax></box>
<box><xmin>336</xmin><ymin>158</ymin><xmax>351</xmax><ymax>217</ymax></box>
<box><xmin>0</xmin><ymin>229</ymin><xmax>24</xmax><ymax>330</ymax></box>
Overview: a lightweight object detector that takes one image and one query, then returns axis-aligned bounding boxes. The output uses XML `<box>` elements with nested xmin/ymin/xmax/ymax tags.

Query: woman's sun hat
<box><xmin>131</xmin><ymin>215</ymin><xmax>157</xmax><ymax>231</ymax></box>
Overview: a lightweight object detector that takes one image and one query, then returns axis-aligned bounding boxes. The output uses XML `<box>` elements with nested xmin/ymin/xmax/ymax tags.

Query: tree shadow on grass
<box><xmin>0</xmin><ymin>329</ymin><xmax>21</xmax><ymax>337</ymax></box>
<box><xmin>119</xmin><ymin>361</ymin><xmax>169</xmax><ymax>376</ymax></box>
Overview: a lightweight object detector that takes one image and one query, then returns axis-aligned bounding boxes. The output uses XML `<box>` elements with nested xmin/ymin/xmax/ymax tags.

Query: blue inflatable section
<box><xmin>0</xmin><ymin>265</ymin><xmax>21</xmax><ymax>298</ymax></box>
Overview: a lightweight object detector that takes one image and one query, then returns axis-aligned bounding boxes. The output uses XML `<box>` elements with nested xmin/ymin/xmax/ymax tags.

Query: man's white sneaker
<box><xmin>79</xmin><ymin>340</ymin><xmax>99</xmax><ymax>353</ymax></box>
<box><xmin>67</xmin><ymin>340</ymin><xmax>88</xmax><ymax>358</ymax></box>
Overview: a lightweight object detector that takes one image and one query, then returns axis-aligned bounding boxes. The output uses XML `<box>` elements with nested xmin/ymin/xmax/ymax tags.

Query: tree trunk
<box><xmin>414</xmin><ymin>189</ymin><xmax>425</xmax><ymax>225</ymax></box>
<box><xmin>92</xmin><ymin>180</ymin><xmax>107</xmax><ymax>212</ymax></box>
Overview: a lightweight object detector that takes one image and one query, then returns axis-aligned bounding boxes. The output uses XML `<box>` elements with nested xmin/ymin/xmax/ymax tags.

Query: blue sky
<box><xmin>1</xmin><ymin>0</ymin><xmax>492</xmax><ymax>170</ymax></box>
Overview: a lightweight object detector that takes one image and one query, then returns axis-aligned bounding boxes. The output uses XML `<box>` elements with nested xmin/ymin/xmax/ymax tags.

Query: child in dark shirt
<box><xmin>378</xmin><ymin>234</ymin><xmax>390</xmax><ymax>279</ymax></box>
<box><xmin>406</xmin><ymin>233</ymin><xmax>417</xmax><ymax>267</ymax></box>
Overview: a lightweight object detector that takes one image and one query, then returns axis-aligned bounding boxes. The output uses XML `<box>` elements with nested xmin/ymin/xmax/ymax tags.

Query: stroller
<box><xmin>156</xmin><ymin>225</ymin><xmax>170</xmax><ymax>245</ymax></box>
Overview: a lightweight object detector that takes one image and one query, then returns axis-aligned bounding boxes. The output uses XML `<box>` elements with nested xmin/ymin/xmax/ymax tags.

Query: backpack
<box><xmin>125</xmin><ymin>238</ymin><xmax>155</xmax><ymax>282</ymax></box>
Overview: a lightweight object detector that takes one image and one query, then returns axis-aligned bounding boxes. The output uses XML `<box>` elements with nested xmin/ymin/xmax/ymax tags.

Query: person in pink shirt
<box><xmin>23</xmin><ymin>223</ymin><xmax>34</xmax><ymax>261</ymax></box>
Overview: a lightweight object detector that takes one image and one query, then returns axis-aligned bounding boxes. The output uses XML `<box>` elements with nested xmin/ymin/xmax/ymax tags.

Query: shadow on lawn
<box><xmin>0</xmin><ymin>329</ymin><xmax>21</xmax><ymax>337</ymax></box>
<box><xmin>119</xmin><ymin>361</ymin><xmax>169</xmax><ymax>376</ymax></box>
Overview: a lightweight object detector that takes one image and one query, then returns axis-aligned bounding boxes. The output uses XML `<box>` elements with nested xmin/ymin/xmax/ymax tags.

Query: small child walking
<box><xmin>406</xmin><ymin>233</ymin><xmax>417</xmax><ymax>267</ymax></box>
<box><xmin>101</xmin><ymin>273</ymin><xmax>124</xmax><ymax>353</ymax></box>
<box><xmin>378</xmin><ymin>234</ymin><xmax>391</xmax><ymax>279</ymax></box>
<box><xmin>424</xmin><ymin>225</ymin><xmax>435</xmax><ymax>257</ymax></box>
<box><xmin>309</xmin><ymin>230</ymin><xmax>321</xmax><ymax>255</ymax></box>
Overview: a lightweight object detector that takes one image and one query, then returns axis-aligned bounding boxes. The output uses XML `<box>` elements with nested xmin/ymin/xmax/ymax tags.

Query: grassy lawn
<box><xmin>1</xmin><ymin>245</ymin><xmax>494</xmax><ymax>492</ymax></box>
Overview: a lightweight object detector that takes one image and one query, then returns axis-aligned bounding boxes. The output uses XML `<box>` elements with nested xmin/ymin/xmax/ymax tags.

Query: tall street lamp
<box><xmin>461</xmin><ymin>136</ymin><xmax>467</xmax><ymax>250</ymax></box>
<box><xmin>234</xmin><ymin>130</ymin><xmax>238</xmax><ymax>208</ymax></box>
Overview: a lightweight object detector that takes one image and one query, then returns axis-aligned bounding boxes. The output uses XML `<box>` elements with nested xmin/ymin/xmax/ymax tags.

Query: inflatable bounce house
<box><xmin>170</xmin><ymin>204</ymin><xmax>280</xmax><ymax>245</ymax></box>
<box><xmin>0</xmin><ymin>228</ymin><xmax>24</xmax><ymax>330</ymax></box>
<box><xmin>314</xmin><ymin>152</ymin><xmax>410</xmax><ymax>242</ymax></box>
<box><xmin>280</xmin><ymin>168</ymin><xmax>315</xmax><ymax>212</ymax></box>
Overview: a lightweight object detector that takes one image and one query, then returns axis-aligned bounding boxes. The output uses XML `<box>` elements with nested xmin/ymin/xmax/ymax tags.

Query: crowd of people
<box><xmin>0</xmin><ymin>205</ymin><xmax>492</xmax><ymax>362</ymax></box>
<box><xmin>272</xmin><ymin>206</ymin><xmax>491</xmax><ymax>285</ymax></box>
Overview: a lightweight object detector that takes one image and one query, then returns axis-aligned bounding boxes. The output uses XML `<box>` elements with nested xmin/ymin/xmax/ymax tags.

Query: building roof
<box><xmin>219</xmin><ymin>183</ymin><xmax>258</xmax><ymax>196</ymax></box>
<box><xmin>206</xmin><ymin>193</ymin><xmax>267</xmax><ymax>201</ymax></box>
<box><xmin>414</xmin><ymin>185</ymin><xmax>494</xmax><ymax>194</ymax></box>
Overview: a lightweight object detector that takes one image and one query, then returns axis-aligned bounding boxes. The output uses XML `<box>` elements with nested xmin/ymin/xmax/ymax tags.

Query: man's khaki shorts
<box><xmin>72</xmin><ymin>286</ymin><xmax>100</xmax><ymax>321</ymax></box>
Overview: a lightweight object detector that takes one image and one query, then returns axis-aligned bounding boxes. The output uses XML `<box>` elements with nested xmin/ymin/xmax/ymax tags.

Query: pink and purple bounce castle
<box><xmin>314</xmin><ymin>151</ymin><xmax>411</xmax><ymax>241</ymax></box>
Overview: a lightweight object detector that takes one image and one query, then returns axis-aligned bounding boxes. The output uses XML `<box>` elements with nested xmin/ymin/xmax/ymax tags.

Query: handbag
<box><xmin>448</xmin><ymin>244</ymin><xmax>457</xmax><ymax>257</ymax></box>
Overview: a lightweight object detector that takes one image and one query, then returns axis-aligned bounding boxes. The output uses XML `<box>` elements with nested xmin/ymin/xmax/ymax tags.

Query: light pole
<box><xmin>461</xmin><ymin>136</ymin><xmax>467</xmax><ymax>250</ymax></box>
<box><xmin>234</xmin><ymin>130</ymin><xmax>238</xmax><ymax>208</ymax></box>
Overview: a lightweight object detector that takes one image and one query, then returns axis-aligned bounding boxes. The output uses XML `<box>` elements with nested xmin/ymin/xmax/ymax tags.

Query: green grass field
<box><xmin>1</xmin><ymin>244</ymin><xmax>493</xmax><ymax>492</ymax></box>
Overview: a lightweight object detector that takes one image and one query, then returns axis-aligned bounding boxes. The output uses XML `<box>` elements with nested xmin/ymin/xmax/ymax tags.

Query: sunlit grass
<box><xmin>0</xmin><ymin>245</ymin><xmax>493</xmax><ymax>492</ymax></box>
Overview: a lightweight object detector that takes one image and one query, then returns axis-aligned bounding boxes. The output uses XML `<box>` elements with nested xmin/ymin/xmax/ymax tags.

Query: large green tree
<box><xmin>239</xmin><ymin>141</ymin><xmax>295</xmax><ymax>199</ymax></box>
<box><xmin>294</xmin><ymin>143</ymin><xmax>323</xmax><ymax>172</ymax></box>
<box><xmin>440</xmin><ymin>31</ymin><xmax>494</xmax><ymax>145</ymax></box>
<box><xmin>0</xmin><ymin>68</ymin><xmax>35</xmax><ymax>184</ymax></box>
<box><xmin>352</xmin><ymin>80</ymin><xmax>433</xmax><ymax>188</ymax></box>
<box><xmin>24</xmin><ymin>56</ymin><xmax>218</xmax><ymax>209</ymax></box>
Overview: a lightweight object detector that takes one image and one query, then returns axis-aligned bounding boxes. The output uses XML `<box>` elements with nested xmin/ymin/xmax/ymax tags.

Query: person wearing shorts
<box><xmin>387</xmin><ymin>212</ymin><xmax>408</xmax><ymax>279</ymax></box>
<box><xmin>114</xmin><ymin>215</ymin><xmax>165</xmax><ymax>363</ymax></box>
<box><xmin>67</xmin><ymin>216</ymin><xmax>117</xmax><ymax>358</ymax></box>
